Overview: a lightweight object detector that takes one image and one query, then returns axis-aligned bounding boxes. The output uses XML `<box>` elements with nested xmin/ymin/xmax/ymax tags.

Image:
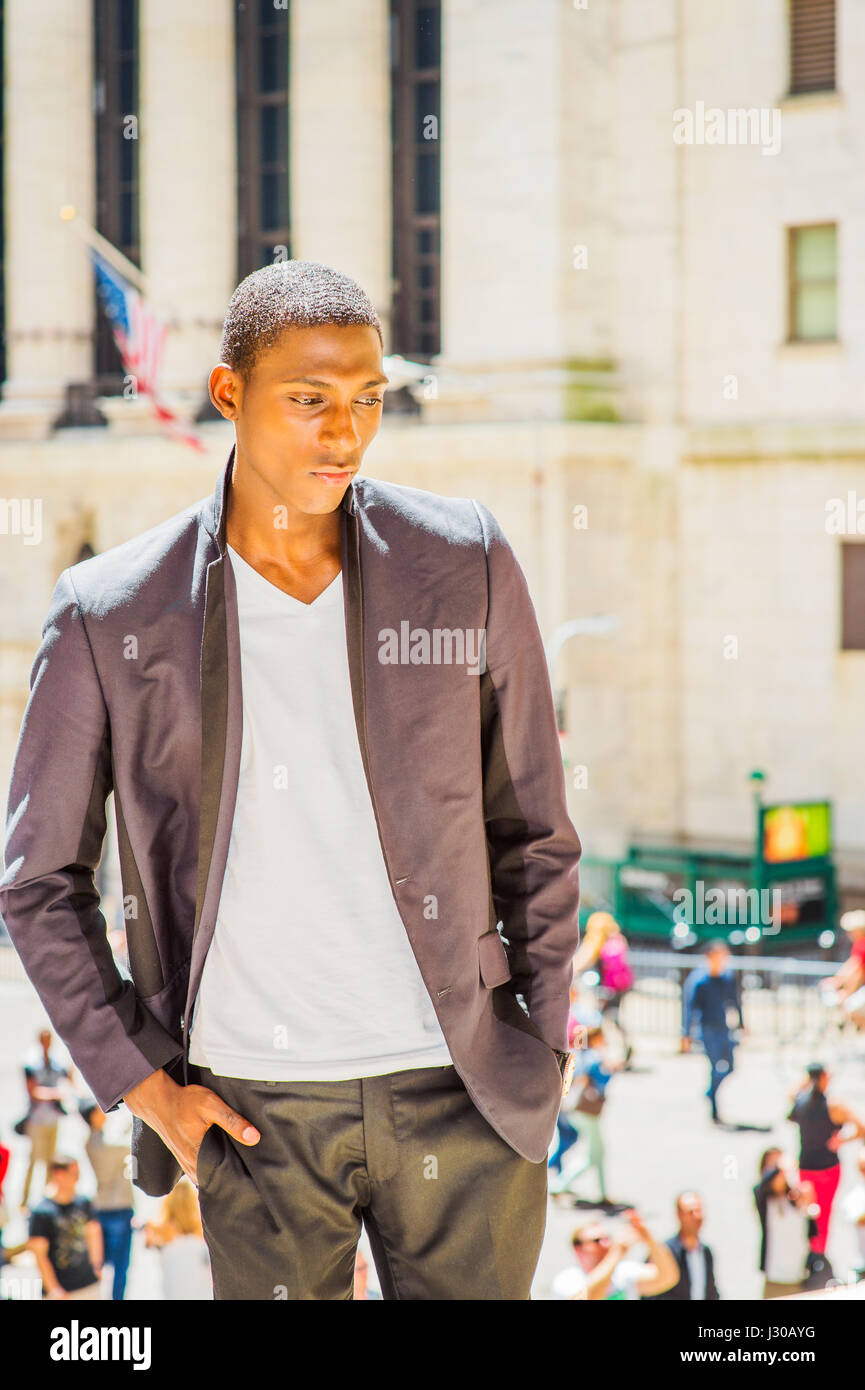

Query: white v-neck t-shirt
<box><xmin>188</xmin><ymin>544</ymin><xmax>453</xmax><ymax>1080</ymax></box>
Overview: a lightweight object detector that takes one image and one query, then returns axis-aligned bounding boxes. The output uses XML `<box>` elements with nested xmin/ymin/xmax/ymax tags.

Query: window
<box><xmin>789</xmin><ymin>0</ymin><xmax>836</xmax><ymax>95</ymax></box>
<box><xmin>93</xmin><ymin>0</ymin><xmax>140</xmax><ymax>393</ymax></box>
<box><xmin>841</xmin><ymin>544</ymin><xmax>865</xmax><ymax>650</ymax></box>
<box><xmin>787</xmin><ymin>224</ymin><xmax>837</xmax><ymax>341</ymax></box>
<box><xmin>390</xmin><ymin>0</ymin><xmax>441</xmax><ymax>359</ymax></box>
<box><xmin>236</xmin><ymin>0</ymin><xmax>290</xmax><ymax>280</ymax></box>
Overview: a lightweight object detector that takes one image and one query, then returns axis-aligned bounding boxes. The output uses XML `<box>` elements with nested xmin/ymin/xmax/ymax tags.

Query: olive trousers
<box><xmin>191</xmin><ymin>1061</ymin><xmax>548</xmax><ymax>1300</ymax></box>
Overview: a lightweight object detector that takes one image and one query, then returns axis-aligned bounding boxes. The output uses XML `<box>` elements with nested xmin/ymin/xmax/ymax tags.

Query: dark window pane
<box><xmin>260</xmin><ymin>103</ymin><xmax>288</xmax><ymax>165</ymax></box>
<box><xmin>119</xmin><ymin>56</ymin><xmax>135</xmax><ymax>110</ymax></box>
<box><xmin>415</xmin><ymin>80</ymin><xmax>439</xmax><ymax>138</ymax></box>
<box><xmin>118</xmin><ymin>0</ymin><xmax>137</xmax><ymax>52</ymax></box>
<box><xmin>417</xmin><ymin>228</ymin><xmax>433</xmax><ymax>254</ymax></box>
<box><xmin>260</xmin><ymin>170</ymin><xmax>288</xmax><ymax>231</ymax></box>
<box><xmin>120</xmin><ymin>189</ymin><xmax>135</xmax><ymax>247</ymax></box>
<box><xmin>415</xmin><ymin>3</ymin><xmax>440</xmax><ymax>68</ymax></box>
<box><xmin>416</xmin><ymin>262</ymin><xmax>434</xmax><ymax>289</ymax></box>
<box><xmin>419</xmin><ymin>297</ymin><xmax>434</xmax><ymax>323</ymax></box>
<box><xmin>420</xmin><ymin>332</ymin><xmax>436</xmax><ymax>354</ymax></box>
<box><xmin>258</xmin><ymin>32</ymin><xmax>288</xmax><ymax>91</ymax></box>
<box><xmin>120</xmin><ymin>134</ymin><xmax>136</xmax><ymax>182</ymax></box>
<box><xmin>841</xmin><ymin>543</ymin><xmax>865</xmax><ymax>649</ymax></box>
<box><xmin>415</xmin><ymin>151</ymin><xmax>439</xmax><ymax>213</ymax></box>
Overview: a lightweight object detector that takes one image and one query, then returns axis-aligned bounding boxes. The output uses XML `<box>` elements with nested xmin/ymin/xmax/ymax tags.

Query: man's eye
<box><xmin>358</xmin><ymin>397</ymin><xmax>383</xmax><ymax>407</ymax></box>
<box><xmin>289</xmin><ymin>396</ymin><xmax>321</xmax><ymax>406</ymax></box>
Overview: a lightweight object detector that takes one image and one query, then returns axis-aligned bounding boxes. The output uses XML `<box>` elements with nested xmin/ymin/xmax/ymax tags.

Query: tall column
<box><xmin>290</xmin><ymin>0</ymin><xmax>392</xmax><ymax>340</ymax></box>
<box><xmin>0</xmin><ymin>0</ymin><xmax>93</xmax><ymax>423</ymax></box>
<box><xmin>139</xmin><ymin>0</ymin><xmax>236</xmax><ymax>400</ymax></box>
<box><xmin>429</xmin><ymin>0</ymin><xmax>563</xmax><ymax>421</ymax></box>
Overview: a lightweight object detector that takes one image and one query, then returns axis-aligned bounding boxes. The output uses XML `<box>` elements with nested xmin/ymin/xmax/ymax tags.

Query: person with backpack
<box><xmin>788</xmin><ymin>1064</ymin><xmax>865</xmax><ymax>1257</ymax></box>
<box><xmin>548</xmin><ymin>1023</ymin><xmax>617</xmax><ymax>1203</ymax></box>
<box><xmin>572</xmin><ymin>912</ymin><xmax>634</xmax><ymax>1067</ymax></box>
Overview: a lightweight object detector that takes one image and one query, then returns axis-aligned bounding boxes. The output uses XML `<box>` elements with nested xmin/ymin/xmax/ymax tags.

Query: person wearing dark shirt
<box><xmin>27</xmin><ymin>1155</ymin><xmax>103</xmax><ymax>1300</ymax></box>
<box><xmin>788</xmin><ymin>1064</ymin><xmax>865</xmax><ymax>1257</ymax></box>
<box><xmin>681</xmin><ymin>941</ymin><xmax>744</xmax><ymax>1124</ymax></box>
<box><xmin>643</xmin><ymin>1191</ymin><xmax>720</xmax><ymax>1300</ymax></box>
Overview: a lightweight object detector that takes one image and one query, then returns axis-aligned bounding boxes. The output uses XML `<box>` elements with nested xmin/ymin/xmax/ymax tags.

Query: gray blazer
<box><xmin>0</xmin><ymin>444</ymin><xmax>581</xmax><ymax>1195</ymax></box>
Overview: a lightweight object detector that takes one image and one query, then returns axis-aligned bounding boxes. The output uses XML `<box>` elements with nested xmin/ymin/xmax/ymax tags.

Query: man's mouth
<box><xmin>311</xmin><ymin>470</ymin><xmax>354</xmax><ymax>485</ymax></box>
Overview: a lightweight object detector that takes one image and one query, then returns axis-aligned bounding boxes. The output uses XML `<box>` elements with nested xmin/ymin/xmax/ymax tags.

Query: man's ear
<box><xmin>208</xmin><ymin>364</ymin><xmax>241</xmax><ymax>421</ymax></box>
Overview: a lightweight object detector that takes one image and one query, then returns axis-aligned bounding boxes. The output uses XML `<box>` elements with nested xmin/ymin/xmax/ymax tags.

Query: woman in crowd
<box><xmin>144</xmin><ymin>1177</ymin><xmax>213</xmax><ymax>1300</ymax></box>
<box><xmin>787</xmin><ymin>1063</ymin><xmax>865</xmax><ymax>1256</ymax></box>
<box><xmin>753</xmin><ymin>1147</ymin><xmax>817</xmax><ymax>1298</ymax></box>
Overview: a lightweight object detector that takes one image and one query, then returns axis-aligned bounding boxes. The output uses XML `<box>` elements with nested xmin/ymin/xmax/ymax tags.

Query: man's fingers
<box><xmin>201</xmin><ymin>1094</ymin><xmax>260</xmax><ymax>1145</ymax></box>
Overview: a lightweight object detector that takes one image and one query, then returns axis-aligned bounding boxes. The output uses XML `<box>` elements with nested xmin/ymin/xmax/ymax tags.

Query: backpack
<box><xmin>599</xmin><ymin>936</ymin><xmax>633</xmax><ymax>993</ymax></box>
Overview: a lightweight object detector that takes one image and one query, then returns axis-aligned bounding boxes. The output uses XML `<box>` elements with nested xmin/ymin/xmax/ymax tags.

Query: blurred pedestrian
<box><xmin>572</xmin><ymin>912</ymin><xmax>634</xmax><ymax>1066</ymax></box>
<box><xmin>0</xmin><ymin>1134</ymin><xmax>9</xmax><ymax>1265</ymax></box>
<box><xmin>17</xmin><ymin>1029</ymin><xmax>70</xmax><ymax>1210</ymax></box>
<box><xmin>788</xmin><ymin>1064</ymin><xmax>865</xmax><ymax>1257</ymax></box>
<box><xmin>840</xmin><ymin>1147</ymin><xmax>865</xmax><ymax>1280</ymax></box>
<box><xmin>643</xmin><ymin>1191</ymin><xmax>720</xmax><ymax>1300</ymax></box>
<box><xmin>548</xmin><ymin>1023</ymin><xmax>615</xmax><ymax>1202</ymax></box>
<box><xmin>353</xmin><ymin>1250</ymin><xmax>382</xmax><ymax>1300</ymax></box>
<box><xmin>27</xmin><ymin>1155</ymin><xmax>103</xmax><ymax>1300</ymax></box>
<box><xmin>681</xmin><ymin>940</ymin><xmax>744</xmax><ymax>1125</ymax></box>
<box><xmin>551</xmin><ymin>1212</ymin><xmax>679</xmax><ymax>1300</ymax></box>
<box><xmin>823</xmin><ymin>910</ymin><xmax>865</xmax><ymax>1029</ymax></box>
<box><xmin>144</xmin><ymin>1178</ymin><xmax>213</xmax><ymax>1300</ymax></box>
<box><xmin>80</xmin><ymin>1102</ymin><xmax>135</xmax><ymax>1301</ymax></box>
<box><xmin>753</xmin><ymin>1147</ymin><xmax>816</xmax><ymax>1298</ymax></box>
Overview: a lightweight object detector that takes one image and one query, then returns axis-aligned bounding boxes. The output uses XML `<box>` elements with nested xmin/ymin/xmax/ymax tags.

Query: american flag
<box><xmin>89</xmin><ymin>245</ymin><xmax>207</xmax><ymax>453</ymax></box>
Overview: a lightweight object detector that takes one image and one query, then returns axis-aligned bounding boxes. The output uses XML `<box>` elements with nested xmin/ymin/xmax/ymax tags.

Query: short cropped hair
<box><xmin>219</xmin><ymin>260</ymin><xmax>383</xmax><ymax>382</ymax></box>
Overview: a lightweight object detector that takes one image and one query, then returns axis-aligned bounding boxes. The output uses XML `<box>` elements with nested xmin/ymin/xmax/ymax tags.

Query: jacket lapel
<box><xmin>181</xmin><ymin>444</ymin><xmax>361</xmax><ymax>1070</ymax></box>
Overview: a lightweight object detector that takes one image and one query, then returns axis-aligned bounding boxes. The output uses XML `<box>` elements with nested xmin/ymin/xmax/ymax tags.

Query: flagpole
<box><xmin>59</xmin><ymin>205</ymin><xmax>150</xmax><ymax>294</ymax></box>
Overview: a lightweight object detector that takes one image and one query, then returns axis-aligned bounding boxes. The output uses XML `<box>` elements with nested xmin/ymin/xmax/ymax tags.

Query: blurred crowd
<box><xmin>2</xmin><ymin>910</ymin><xmax>865</xmax><ymax>1300</ymax></box>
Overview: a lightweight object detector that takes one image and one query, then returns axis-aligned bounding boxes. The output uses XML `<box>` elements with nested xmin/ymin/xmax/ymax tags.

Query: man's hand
<box><xmin>680</xmin><ymin>1035</ymin><xmax>692</xmax><ymax>1053</ymax></box>
<box><xmin>123</xmin><ymin>1069</ymin><xmax>260</xmax><ymax>1186</ymax></box>
<box><xmin>624</xmin><ymin>1211</ymin><xmax>652</xmax><ymax>1245</ymax></box>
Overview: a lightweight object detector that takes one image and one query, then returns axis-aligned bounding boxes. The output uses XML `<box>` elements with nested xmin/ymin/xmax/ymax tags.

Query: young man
<box><xmin>27</xmin><ymin>1156</ymin><xmax>103</xmax><ymax>1300</ymax></box>
<box><xmin>682</xmin><ymin>940</ymin><xmax>744</xmax><ymax>1125</ymax></box>
<box><xmin>0</xmin><ymin>260</ymin><xmax>581</xmax><ymax>1300</ymax></box>
<box><xmin>80</xmin><ymin>1103</ymin><xmax>135</xmax><ymax>1301</ymax></box>
<box><xmin>19</xmin><ymin>1028</ymin><xmax>70</xmax><ymax>1210</ymax></box>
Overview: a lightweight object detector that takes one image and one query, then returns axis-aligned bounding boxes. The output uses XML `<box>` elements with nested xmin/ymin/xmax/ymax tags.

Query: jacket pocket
<box><xmin>477</xmin><ymin>929</ymin><xmax>513</xmax><ymax>988</ymax></box>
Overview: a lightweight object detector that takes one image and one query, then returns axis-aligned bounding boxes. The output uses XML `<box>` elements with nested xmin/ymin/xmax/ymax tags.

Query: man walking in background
<box><xmin>682</xmin><ymin>941</ymin><xmax>744</xmax><ymax>1125</ymax></box>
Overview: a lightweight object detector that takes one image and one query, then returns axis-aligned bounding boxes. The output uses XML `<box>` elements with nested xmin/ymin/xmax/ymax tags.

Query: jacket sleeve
<box><xmin>473</xmin><ymin>500</ymin><xmax>581</xmax><ymax>1053</ymax></box>
<box><xmin>0</xmin><ymin>568</ymin><xmax>183</xmax><ymax>1112</ymax></box>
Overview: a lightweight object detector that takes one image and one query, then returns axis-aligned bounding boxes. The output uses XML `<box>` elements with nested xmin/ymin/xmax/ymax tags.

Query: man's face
<box><xmin>210</xmin><ymin>322</ymin><xmax>387</xmax><ymax>519</ymax></box>
<box><xmin>52</xmin><ymin>1163</ymin><xmax>78</xmax><ymax>1198</ymax></box>
<box><xmin>707</xmin><ymin>946</ymin><xmax>729</xmax><ymax>974</ymax></box>
<box><xmin>574</xmin><ymin>1225</ymin><xmax>610</xmax><ymax>1272</ymax></box>
<box><xmin>677</xmin><ymin>1193</ymin><xmax>703</xmax><ymax>1237</ymax></box>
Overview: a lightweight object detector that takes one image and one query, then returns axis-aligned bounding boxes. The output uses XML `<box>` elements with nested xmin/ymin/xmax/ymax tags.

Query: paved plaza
<box><xmin>3</xmin><ymin>968</ymin><xmax>864</xmax><ymax>1301</ymax></box>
